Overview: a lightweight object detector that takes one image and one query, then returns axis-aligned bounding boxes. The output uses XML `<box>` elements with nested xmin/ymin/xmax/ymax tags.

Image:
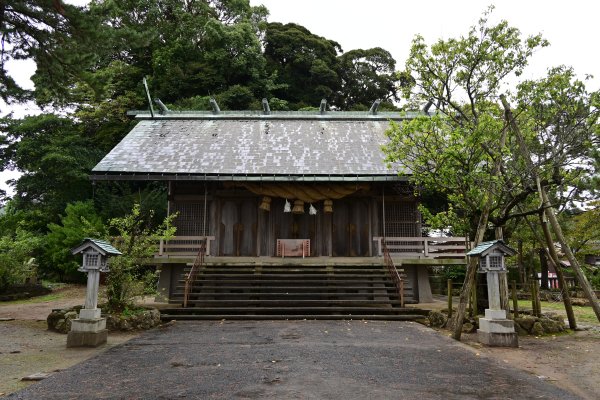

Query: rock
<box><xmin>539</xmin><ymin>318</ymin><xmax>564</xmax><ymax>333</ymax></box>
<box><xmin>49</xmin><ymin>306</ymin><xmax>161</xmax><ymax>333</ymax></box>
<box><xmin>462</xmin><ymin>322</ymin><xmax>476</xmax><ymax>334</ymax></box>
<box><xmin>46</xmin><ymin>310</ymin><xmax>65</xmax><ymax>331</ymax></box>
<box><xmin>515</xmin><ymin>316</ymin><xmax>536</xmax><ymax>333</ymax></box>
<box><xmin>427</xmin><ymin>310</ymin><xmax>447</xmax><ymax>328</ymax></box>
<box><xmin>531</xmin><ymin>321</ymin><xmax>545</xmax><ymax>336</ymax></box>
<box><xmin>21</xmin><ymin>373</ymin><xmax>52</xmax><ymax>381</ymax></box>
<box><xmin>545</xmin><ymin>313</ymin><xmax>564</xmax><ymax>323</ymax></box>
<box><xmin>514</xmin><ymin>322</ymin><xmax>529</xmax><ymax>336</ymax></box>
<box><xmin>106</xmin><ymin>308</ymin><xmax>161</xmax><ymax>331</ymax></box>
<box><xmin>570</xmin><ymin>298</ymin><xmax>589</xmax><ymax>306</ymax></box>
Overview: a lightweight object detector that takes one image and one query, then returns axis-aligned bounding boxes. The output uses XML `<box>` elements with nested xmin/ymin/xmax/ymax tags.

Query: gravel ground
<box><xmin>5</xmin><ymin>320</ymin><xmax>583</xmax><ymax>400</ymax></box>
<box><xmin>1</xmin><ymin>288</ymin><xmax>598</xmax><ymax>399</ymax></box>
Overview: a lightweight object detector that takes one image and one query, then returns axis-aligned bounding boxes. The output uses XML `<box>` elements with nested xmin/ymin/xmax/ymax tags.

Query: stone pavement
<box><xmin>7</xmin><ymin>320</ymin><xmax>581</xmax><ymax>399</ymax></box>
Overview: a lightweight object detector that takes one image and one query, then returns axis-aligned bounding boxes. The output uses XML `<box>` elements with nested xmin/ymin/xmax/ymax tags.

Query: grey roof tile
<box><xmin>93</xmin><ymin>119</ymin><xmax>405</xmax><ymax>176</ymax></box>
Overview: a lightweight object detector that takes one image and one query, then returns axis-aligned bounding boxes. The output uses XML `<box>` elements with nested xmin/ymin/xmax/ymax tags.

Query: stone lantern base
<box><xmin>477</xmin><ymin>309</ymin><xmax>518</xmax><ymax>347</ymax></box>
<box><xmin>67</xmin><ymin>309</ymin><xmax>108</xmax><ymax>348</ymax></box>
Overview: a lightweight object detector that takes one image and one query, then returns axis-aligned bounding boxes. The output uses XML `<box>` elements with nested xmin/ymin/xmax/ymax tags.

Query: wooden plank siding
<box><xmin>167</xmin><ymin>182</ymin><xmax>428</xmax><ymax>258</ymax></box>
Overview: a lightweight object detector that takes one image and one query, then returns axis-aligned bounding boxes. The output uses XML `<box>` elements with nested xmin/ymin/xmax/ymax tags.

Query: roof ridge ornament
<box><xmin>210</xmin><ymin>98</ymin><xmax>221</xmax><ymax>115</ymax></box>
<box><xmin>262</xmin><ymin>98</ymin><xmax>271</xmax><ymax>115</ymax></box>
<box><xmin>154</xmin><ymin>98</ymin><xmax>169</xmax><ymax>114</ymax></box>
<box><xmin>369</xmin><ymin>100</ymin><xmax>381</xmax><ymax>115</ymax></box>
<box><xmin>319</xmin><ymin>99</ymin><xmax>327</xmax><ymax>115</ymax></box>
<box><xmin>143</xmin><ymin>77</ymin><xmax>155</xmax><ymax>118</ymax></box>
<box><xmin>422</xmin><ymin>99</ymin><xmax>434</xmax><ymax>114</ymax></box>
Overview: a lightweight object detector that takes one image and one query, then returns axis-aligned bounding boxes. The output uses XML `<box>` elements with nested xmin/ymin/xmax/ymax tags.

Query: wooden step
<box><xmin>184</xmin><ymin>267</ymin><xmax>388</xmax><ymax>273</ymax></box>
<box><xmin>161</xmin><ymin>306</ymin><xmax>429</xmax><ymax>316</ymax></box>
<box><xmin>164</xmin><ymin>299</ymin><xmax>418</xmax><ymax>308</ymax></box>
<box><xmin>172</xmin><ymin>292</ymin><xmax>406</xmax><ymax>298</ymax></box>
<box><xmin>178</xmin><ymin>274</ymin><xmax>389</xmax><ymax>282</ymax></box>
<box><xmin>160</xmin><ymin>314</ymin><xmax>425</xmax><ymax>321</ymax></box>
<box><xmin>175</xmin><ymin>285</ymin><xmax>401</xmax><ymax>291</ymax></box>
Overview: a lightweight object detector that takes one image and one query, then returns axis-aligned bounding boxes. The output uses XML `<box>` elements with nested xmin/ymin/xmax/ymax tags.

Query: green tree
<box><xmin>0</xmin><ymin>229</ymin><xmax>41</xmax><ymax>292</ymax></box>
<box><xmin>264</xmin><ymin>22</ymin><xmax>341</xmax><ymax>109</ymax></box>
<box><xmin>106</xmin><ymin>204</ymin><xmax>176</xmax><ymax>312</ymax></box>
<box><xmin>335</xmin><ymin>47</ymin><xmax>400</xmax><ymax>109</ymax></box>
<box><xmin>0</xmin><ymin>114</ymin><xmax>103</xmax><ymax>231</ymax></box>
<box><xmin>43</xmin><ymin>201</ymin><xmax>107</xmax><ymax>280</ymax></box>
<box><xmin>0</xmin><ymin>0</ymin><xmax>99</xmax><ymax>103</ymax></box>
<box><xmin>384</xmin><ymin>8</ymin><xmax>550</xmax><ymax>339</ymax></box>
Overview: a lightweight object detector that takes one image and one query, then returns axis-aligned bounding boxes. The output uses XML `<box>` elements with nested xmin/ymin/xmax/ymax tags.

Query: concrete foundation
<box><xmin>417</xmin><ymin>267</ymin><xmax>433</xmax><ymax>303</ymax></box>
<box><xmin>477</xmin><ymin>330</ymin><xmax>519</xmax><ymax>347</ymax></box>
<box><xmin>477</xmin><ymin>314</ymin><xmax>519</xmax><ymax>347</ymax></box>
<box><xmin>67</xmin><ymin>317</ymin><xmax>108</xmax><ymax>347</ymax></box>
<box><xmin>67</xmin><ymin>329</ymin><xmax>108</xmax><ymax>347</ymax></box>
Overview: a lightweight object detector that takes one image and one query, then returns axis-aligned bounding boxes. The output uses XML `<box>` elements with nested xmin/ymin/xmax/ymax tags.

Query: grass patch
<box><xmin>0</xmin><ymin>292</ymin><xmax>65</xmax><ymax>305</ymax></box>
<box><xmin>517</xmin><ymin>299</ymin><xmax>599</xmax><ymax>325</ymax></box>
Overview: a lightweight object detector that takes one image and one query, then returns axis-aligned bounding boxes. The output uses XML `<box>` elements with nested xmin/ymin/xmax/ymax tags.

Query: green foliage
<box><xmin>105</xmin><ymin>204</ymin><xmax>176</xmax><ymax>312</ymax></box>
<box><xmin>93</xmin><ymin>181</ymin><xmax>167</xmax><ymax>224</ymax></box>
<box><xmin>335</xmin><ymin>47</ymin><xmax>400</xmax><ymax>109</ymax></box>
<box><xmin>0</xmin><ymin>114</ymin><xmax>103</xmax><ymax>230</ymax></box>
<box><xmin>0</xmin><ymin>229</ymin><xmax>42</xmax><ymax>292</ymax></box>
<box><xmin>513</xmin><ymin>66</ymin><xmax>599</xmax><ymax>203</ymax></box>
<box><xmin>0</xmin><ymin>0</ymin><xmax>100</xmax><ymax>103</ymax></box>
<box><xmin>565</xmin><ymin>200</ymin><xmax>600</xmax><ymax>258</ymax></box>
<box><xmin>442</xmin><ymin>266</ymin><xmax>466</xmax><ymax>282</ymax></box>
<box><xmin>264</xmin><ymin>22</ymin><xmax>342</xmax><ymax>109</ymax></box>
<box><xmin>43</xmin><ymin>201</ymin><xmax>107</xmax><ymax>280</ymax></box>
<box><xmin>383</xmin><ymin>8</ymin><xmax>587</xmax><ymax>240</ymax></box>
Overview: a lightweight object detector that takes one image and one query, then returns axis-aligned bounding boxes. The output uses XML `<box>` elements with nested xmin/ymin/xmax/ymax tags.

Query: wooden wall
<box><xmin>169</xmin><ymin>182</ymin><xmax>419</xmax><ymax>257</ymax></box>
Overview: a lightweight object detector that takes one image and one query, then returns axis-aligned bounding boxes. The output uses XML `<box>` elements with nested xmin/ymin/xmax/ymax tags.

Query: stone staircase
<box><xmin>159</xmin><ymin>265</ymin><xmax>428</xmax><ymax>321</ymax></box>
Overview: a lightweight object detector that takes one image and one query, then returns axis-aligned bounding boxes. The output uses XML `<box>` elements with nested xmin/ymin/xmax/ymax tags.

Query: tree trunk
<box><xmin>495</xmin><ymin>226</ymin><xmax>511</xmax><ymax>316</ymax></box>
<box><xmin>539</xmin><ymin>186</ymin><xmax>600</xmax><ymax>322</ymax></box>
<box><xmin>539</xmin><ymin>213</ymin><xmax>577</xmax><ymax>329</ymax></box>
<box><xmin>539</xmin><ymin>248</ymin><xmax>549</xmax><ymax>289</ymax></box>
<box><xmin>501</xmin><ymin>94</ymin><xmax>600</xmax><ymax>323</ymax></box>
<box><xmin>518</xmin><ymin>239</ymin><xmax>525</xmax><ymax>284</ymax></box>
<box><xmin>451</xmin><ymin>178</ymin><xmax>503</xmax><ymax>338</ymax></box>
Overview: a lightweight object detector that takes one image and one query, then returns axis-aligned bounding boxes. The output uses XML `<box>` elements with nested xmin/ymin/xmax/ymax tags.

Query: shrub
<box><xmin>105</xmin><ymin>204</ymin><xmax>176</xmax><ymax>312</ymax></box>
<box><xmin>0</xmin><ymin>229</ymin><xmax>42</xmax><ymax>292</ymax></box>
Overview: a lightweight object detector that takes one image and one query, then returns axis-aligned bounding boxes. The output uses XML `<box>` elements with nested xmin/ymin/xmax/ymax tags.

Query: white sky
<box><xmin>2</xmin><ymin>0</ymin><xmax>599</xmax><ymax>196</ymax></box>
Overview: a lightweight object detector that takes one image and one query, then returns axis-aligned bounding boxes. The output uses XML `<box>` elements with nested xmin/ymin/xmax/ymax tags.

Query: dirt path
<box><xmin>0</xmin><ymin>286</ymin><xmax>88</xmax><ymax>321</ymax></box>
<box><xmin>419</xmin><ymin>297</ymin><xmax>600</xmax><ymax>400</ymax></box>
<box><xmin>0</xmin><ymin>285</ymin><xmax>138</xmax><ymax>397</ymax></box>
<box><xmin>462</xmin><ymin>330</ymin><xmax>600</xmax><ymax>400</ymax></box>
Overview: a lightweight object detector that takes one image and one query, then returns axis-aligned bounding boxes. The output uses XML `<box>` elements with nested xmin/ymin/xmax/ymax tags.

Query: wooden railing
<box><xmin>183</xmin><ymin>238</ymin><xmax>207</xmax><ymax>308</ymax></box>
<box><xmin>158</xmin><ymin>236</ymin><xmax>215</xmax><ymax>257</ymax></box>
<box><xmin>383</xmin><ymin>240</ymin><xmax>406</xmax><ymax>307</ymax></box>
<box><xmin>373</xmin><ymin>237</ymin><xmax>468</xmax><ymax>259</ymax></box>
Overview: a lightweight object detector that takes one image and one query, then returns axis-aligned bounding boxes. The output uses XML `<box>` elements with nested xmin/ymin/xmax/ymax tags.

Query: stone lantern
<box><xmin>67</xmin><ymin>238</ymin><xmax>121</xmax><ymax>347</ymax></box>
<box><xmin>467</xmin><ymin>240</ymin><xmax>518</xmax><ymax>347</ymax></box>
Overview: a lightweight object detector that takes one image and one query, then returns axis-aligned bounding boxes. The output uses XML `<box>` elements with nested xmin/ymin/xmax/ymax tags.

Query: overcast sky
<box><xmin>2</xmin><ymin>0</ymin><xmax>599</xmax><ymax>196</ymax></box>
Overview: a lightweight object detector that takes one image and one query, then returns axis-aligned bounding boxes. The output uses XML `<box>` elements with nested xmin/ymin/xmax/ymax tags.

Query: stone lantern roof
<box><xmin>71</xmin><ymin>238</ymin><xmax>122</xmax><ymax>256</ymax></box>
<box><xmin>467</xmin><ymin>240</ymin><xmax>516</xmax><ymax>257</ymax></box>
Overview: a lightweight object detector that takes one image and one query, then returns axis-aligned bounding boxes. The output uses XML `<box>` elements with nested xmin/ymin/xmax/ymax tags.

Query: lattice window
<box><xmin>489</xmin><ymin>255</ymin><xmax>502</xmax><ymax>270</ymax></box>
<box><xmin>170</xmin><ymin>202</ymin><xmax>207</xmax><ymax>236</ymax></box>
<box><xmin>381</xmin><ymin>202</ymin><xmax>419</xmax><ymax>237</ymax></box>
<box><xmin>85</xmin><ymin>254</ymin><xmax>99</xmax><ymax>267</ymax></box>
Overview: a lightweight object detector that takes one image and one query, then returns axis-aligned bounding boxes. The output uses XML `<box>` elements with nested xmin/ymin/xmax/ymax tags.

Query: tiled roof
<box><xmin>72</xmin><ymin>238</ymin><xmax>122</xmax><ymax>256</ymax></box>
<box><xmin>467</xmin><ymin>240</ymin><xmax>516</xmax><ymax>257</ymax></box>
<box><xmin>92</xmin><ymin>118</ymin><xmax>407</xmax><ymax>178</ymax></box>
